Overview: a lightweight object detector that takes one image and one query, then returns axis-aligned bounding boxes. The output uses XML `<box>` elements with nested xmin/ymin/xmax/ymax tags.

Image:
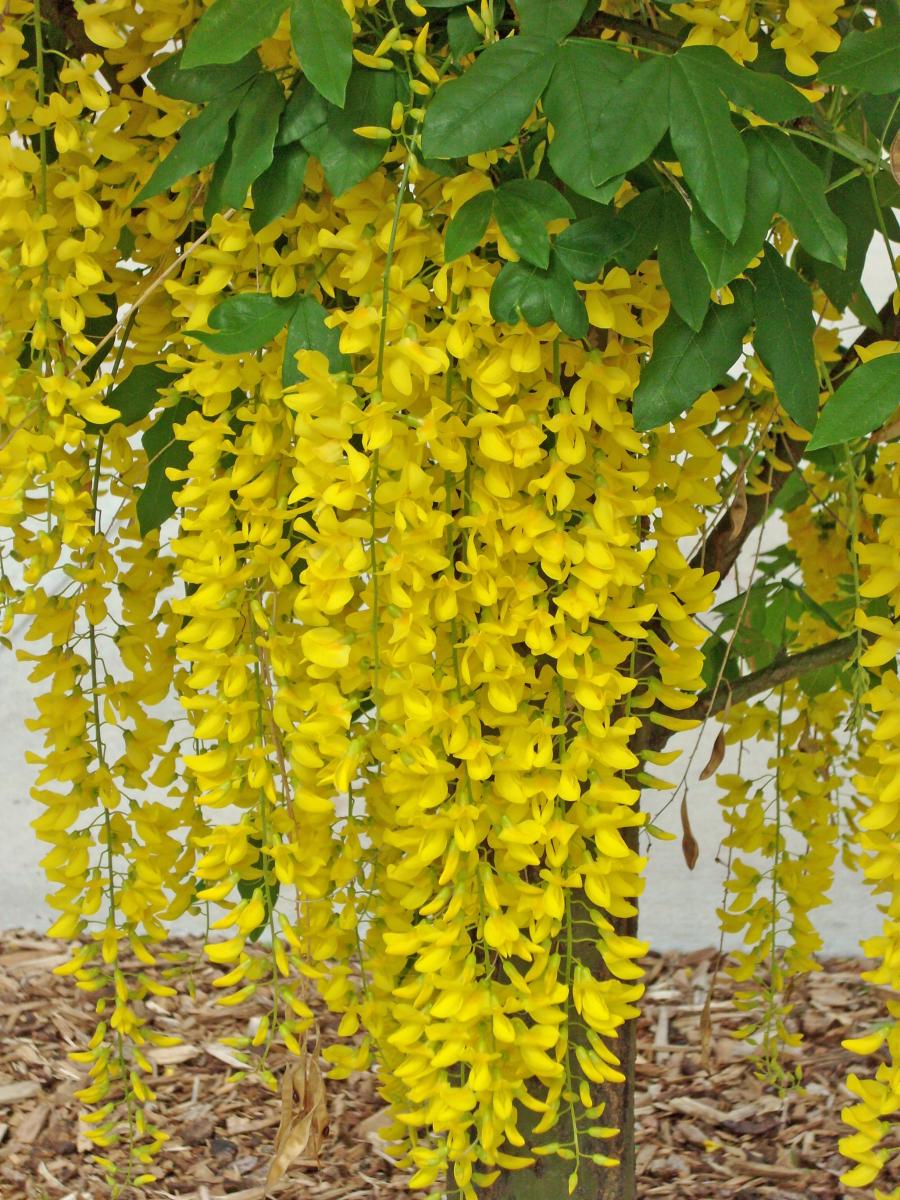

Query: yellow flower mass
<box><xmin>1</xmin><ymin>0</ymin><xmax>899</xmax><ymax>1195</ymax></box>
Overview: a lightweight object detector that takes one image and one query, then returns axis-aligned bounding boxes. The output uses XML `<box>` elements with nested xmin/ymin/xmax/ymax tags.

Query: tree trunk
<box><xmin>481</xmin><ymin>885</ymin><xmax>639</xmax><ymax>1200</ymax></box>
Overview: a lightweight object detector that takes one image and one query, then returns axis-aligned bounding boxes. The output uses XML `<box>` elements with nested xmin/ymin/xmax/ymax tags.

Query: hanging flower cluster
<box><xmin>2</xmin><ymin>0</ymin><xmax>900</xmax><ymax>1196</ymax></box>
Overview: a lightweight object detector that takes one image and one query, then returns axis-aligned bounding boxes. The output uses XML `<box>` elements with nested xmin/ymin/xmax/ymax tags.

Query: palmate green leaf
<box><xmin>807</xmin><ymin>354</ymin><xmax>900</xmax><ymax>450</ymax></box>
<box><xmin>204</xmin><ymin>72</ymin><xmax>285</xmax><ymax>219</ymax></box>
<box><xmin>421</xmin><ymin>35</ymin><xmax>558</xmax><ymax>158</ymax></box>
<box><xmin>182</xmin><ymin>0</ymin><xmax>291</xmax><ymax>67</ymax></box>
<box><xmin>752</xmin><ymin>245</ymin><xmax>818</xmax><ymax>431</ymax></box>
<box><xmin>674</xmin><ymin>45</ymin><xmax>813</xmax><ymax>121</ymax></box>
<box><xmin>148</xmin><ymin>49</ymin><xmax>260</xmax><ymax>102</ymax></box>
<box><xmin>517</xmin><ymin>0</ymin><xmax>588</xmax><ymax>39</ymax></box>
<box><xmin>632</xmin><ymin>281</ymin><xmax>753</xmax><ymax>430</ymax></box>
<box><xmin>553</xmin><ymin>209</ymin><xmax>636</xmax><ymax>280</ymax></box>
<box><xmin>489</xmin><ymin>254</ymin><xmax>588</xmax><ymax>337</ymax></box>
<box><xmin>669</xmin><ymin>54</ymin><xmax>747</xmax><ymax>242</ymax></box>
<box><xmin>543</xmin><ymin>40</ymin><xmax>634</xmax><ymax>202</ymax></box>
<box><xmin>302</xmin><ymin>67</ymin><xmax>399</xmax><ymax>196</ymax></box>
<box><xmin>250</xmin><ymin>142</ymin><xmax>310</xmax><ymax>232</ymax></box>
<box><xmin>283</xmin><ymin>296</ymin><xmax>351</xmax><ymax>386</ymax></box>
<box><xmin>588</xmin><ymin>55</ymin><xmax>671</xmax><ymax>186</ymax></box>
<box><xmin>817</xmin><ymin>24</ymin><xmax>900</xmax><ymax>94</ymax></box>
<box><xmin>493</xmin><ymin>179</ymin><xmax>574</xmax><ymax>268</ymax></box>
<box><xmin>546</xmin><ymin>252</ymin><xmax>589</xmax><ymax>339</ymax></box>
<box><xmin>689</xmin><ymin>134</ymin><xmax>779</xmax><ymax>288</ymax></box>
<box><xmin>491</xmin><ymin>259</ymin><xmax>553</xmax><ymax>326</ymax></box>
<box><xmin>192</xmin><ymin>293</ymin><xmax>298</xmax><ymax>355</ymax></box>
<box><xmin>133</xmin><ymin>81</ymin><xmax>253</xmax><ymax>203</ymax></box>
<box><xmin>758</xmin><ymin>128</ymin><xmax>847</xmax><ymax>267</ymax></box>
<box><xmin>137</xmin><ymin>397</ymin><xmax>195</xmax><ymax>536</ymax></box>
<box><xmin>106</xmin><ymin>363</ymin><xmax>179</xmax><ymax>426</ymax></box>
<box><xmin>444</xmin><ymin>190</ymin><xmax>493</xmax><ymax>261</ymax></box>
<box><xmin>658</xmin><ymin>193</ymin><xmax>710</xmax><ymax>332</ymax></box>
<box><xmin>290</xmin><ymin>0</ymin><xmax>353</xmax><ymax>107</ymax></box>
<box><xmin>277</xmin><ymin>78</ymin><xmax>330</xmax><ymax>146</ymax></box>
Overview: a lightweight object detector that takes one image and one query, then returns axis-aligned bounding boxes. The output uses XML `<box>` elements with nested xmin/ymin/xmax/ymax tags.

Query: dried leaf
<box><xmin>699</xmin><ymin>988</ymin><xmax>713</xmax><ymax>1070</ymax></box>
<box><xmin>892</xmin><ymin>130</ymin><xmax>900</xmax><ymax>186</ymax></box>
<box><xmin>726</xmin><ymin>477</ymin><xmax>747</xmax><ymax>544</ymax></box>
<box><xmin>680</xmin><ymin>794</ymin><xmax>699</xmax><ymax>870</ymax></box>
<box><xmin>698</xmin><ymin>729</ymin><xmax>725</xmax><ymax>781</ymax></box>
<box><xmin>266</xmin><ymin>1041</ymin><xmax>328</xmax><ymax>1187</ymax></box>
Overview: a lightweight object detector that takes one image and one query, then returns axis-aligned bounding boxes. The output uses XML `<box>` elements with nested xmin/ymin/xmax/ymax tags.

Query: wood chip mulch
<box><xmin>0</xmin><ymin>932</ymin><xmax>896</xmax><ymax>1199</ymax></box>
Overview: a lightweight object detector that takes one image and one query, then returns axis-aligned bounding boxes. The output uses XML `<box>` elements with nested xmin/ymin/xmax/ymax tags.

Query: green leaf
<box><xmin>632</xmin><ymin>281</ymin><xmax>753</xmax><ymax>429</ymax></box>
<box><xmin>588</xmin><ymin>55</ymin><xmax>671</xmax><ymax>186</ymax></box>
<box><xmin>553</xmin><ymin>209</ymin><xmax>636</xmax><ymax>280</ymax></box>
<box><xmin>182</xmin><ymin>0</ymin><xmax>291</xmax><ymax>67</ymax></box>
<box><xmin>192</xmin><ymin>293</ymin><xmax>297</xmax><ymax>355</ymax></box>
<box><xmin>137</xmin><ymin>397</ymin><xmax>195</xmax><ymax>536</ymax></box>
<box><xmin>787</xmin><ymin>582</ymin><xmax>845</xmax><ymax>634</ymax></box>
<box><xmin>773</xmin><ymin>469</ymin><xmax>807</xmax><ymax>513</ymax></box>
<box><xmin>862</xmin><ymin>90</ymin><xmax>900</xmax><ymax>149</ymax></box>
<box><xmin>302</xmin><ymin>67</ymin><xmax>399</xmax><ymax>195</ymax></box>
<box><xmin>133</xmin><ymin>82</ymin><xmax>253</xmax><ymax>203</ymax></box>
<box><xmin>658</xmin><ymin>193</ymin><xmax>710</xmax><ymax>332</ymax></box>
<box><xmin>543</xmin><ymin>40</ymin><xmax>634</xmax><ymax>202</ymax></box>
<box><xmin>517</xmin><ymin>0</ymin><xmax>588</xmax><ymax>39</ymax></box>
<box><xmin>444</xmin><ymin>190</ymin><xmax>493</xmax><ymax>261</ymax></box>
<box><xmin>276</xmin><ymin>78</ymin><xmax>330</xmax><ymax>146</ymax></box>
<box><xmin>493</xmin><ymin>179</ymin><xmax>574</xmax><ymax>268</ymax></box>
<box><xmin>447</xmin><ymin>8</ymin><xmax>483</xmax><ymax>58</ymax></box>
<box><xmin>250</xmin><ymin>142</ymin><xmax>309</xmax><ymax>232</ymax></box>
<box><xmin>421</xmin><ymin>35</ymin><xmax>558</xmax><ymax>158</ymax></box>
<box><xmin>669</xmin><ymin>54</ymin><xmax>747</xmax><ymax>241</ymax></box>
<box><xmin>148</xmin><ymin>49</ymin><xmax>260</xmax><ymax>101</ymax></box>
<box><xmin>759</xmin><ymin>128</ymin><xmax>847</xmax><ymax>268</ymax></box>
<box><xmin>486</xmin><ymin>253</ymin><xmax>588</xmax><ymax>336</ymax></box>
<box><xmin>817</xmin><ymin>24</ymin><xmax>900</xmax><ymax>94</ymax></box>
<box><xmin>290</xmin><ymin>0</ymin><xmax>353</xmax><ymax>107</ymax></box>
<box><xmin>107</xmin><ymin>364</ymin><xmax>178</xmax><ymax>426</ymax></box>
<box><xmin>204</xmin><ymin>72</ymin><xmax>285</xmax><ymax>218</ymax></box>
<box><xmin>807</xmin><ymin>353</ymin><xmax>900</xmax><ymax>450</ymax></box>
<box><xmin>546</xmin><ymin>253</ymin><xmax>589</xmax><ymax>338</ymax></box>
<box><xmin>700</xmin><ymin>633</ymin><xmax>729</xmax><ymax>689</ymax></box>
<box><xmin>799</xmin><ymin>661</ymin><xmax>841</xmax><ymax>698</ymax></box>
<box><xmin>689</xmin><ymin>133</ymin><xmax>779</xmax><ymax>288</ymax></box>
<box><xmin>283</xmin><ymin>296</ymin><xmax>351</xmax><ymax>386</ymax></box>
<box><xmin>674</xmin><ymin>45</ymin><xmax>813</xmax><ymax>120</ymax></box>
<box><xmin>752</xmin><ymin>245</ymin><xmax>818</xmax><ymax>430</ymax></box>
<box><xmin>490</xmin><ymin>260</ymin><xmax>552</xmax><ymax>326</ymax></box>
<box><xmin>615</xmin><ymin>187</ymin><xmax>665</xmax><ymax>270</ymax></box>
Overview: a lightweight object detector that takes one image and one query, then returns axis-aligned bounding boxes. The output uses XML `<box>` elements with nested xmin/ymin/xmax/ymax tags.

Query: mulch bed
<box><xmin>0</xmin><ymin>932</ymin><xmax>895</xmax><ymax>1199</ymax></box>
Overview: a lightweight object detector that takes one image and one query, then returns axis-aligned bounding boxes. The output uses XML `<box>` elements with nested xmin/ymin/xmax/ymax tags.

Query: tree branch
<box><xmin>578</xmin><ymin>11</ymin><xmax>682</xmax><ymax>48</ymax></box>
<box><xmin>650</xmin><ymin>635</ymin><xmax>857</xmax><ymax>748</ymax></box>
<box><xmin>38</xmin><ymin>0</ymin><xmax>122</xmax><ymax>93</ymax></box>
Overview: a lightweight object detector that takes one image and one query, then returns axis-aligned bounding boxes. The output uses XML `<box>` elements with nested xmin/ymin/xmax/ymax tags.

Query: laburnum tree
<box><xmin>2</xmin><ymin>0</ymin><xmax>900</xmax><ymax>1196</ymax></box>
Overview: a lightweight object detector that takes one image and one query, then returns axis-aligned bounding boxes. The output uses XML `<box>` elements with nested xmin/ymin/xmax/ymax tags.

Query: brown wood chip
<box><xmin>0</xmin><ymin>930</ymin><xmax>897</xmax><ymax>1199</ymax></box>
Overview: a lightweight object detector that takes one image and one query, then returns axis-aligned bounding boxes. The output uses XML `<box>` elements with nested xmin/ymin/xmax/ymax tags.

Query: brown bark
<box><xmin>481</xmin><ymin>899</ymin><xmax>637</xmax><ymax>1200</ymax></box>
